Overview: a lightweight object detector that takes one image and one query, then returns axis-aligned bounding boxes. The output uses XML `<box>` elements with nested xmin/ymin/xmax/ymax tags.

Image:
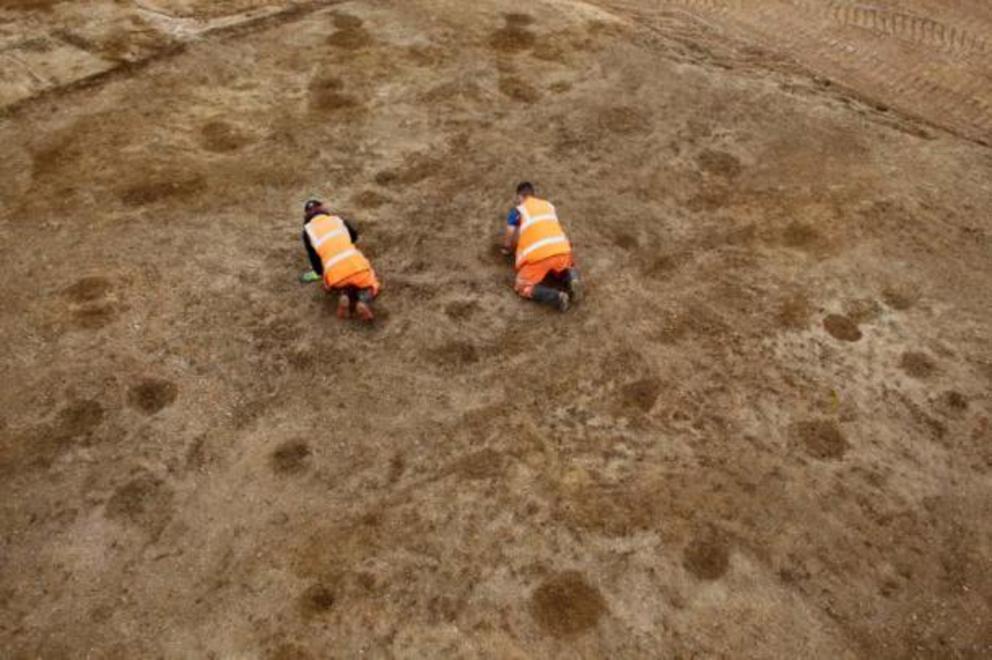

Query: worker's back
<box><xmin>514</xmin><ymin>196</ymin><xmax>571</xmax><ymax>268</ymax></box>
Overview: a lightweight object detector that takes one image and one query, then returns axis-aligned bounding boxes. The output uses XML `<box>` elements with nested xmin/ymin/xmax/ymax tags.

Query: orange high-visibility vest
<box><xmin>305</xmin><ymin>213</ymin><xmax>371</xmax><ymax>287</ymax></box>
<box><xmin>514</xmin><ymin>197</ymin><xmax>571</xmax><ymax>269</ymax></box>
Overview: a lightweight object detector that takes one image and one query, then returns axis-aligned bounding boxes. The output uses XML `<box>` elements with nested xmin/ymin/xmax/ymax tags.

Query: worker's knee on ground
<box><xmin>531</xmin><ymin>284</ymin><xmax>561</xmax><ymax>307</ymax></box>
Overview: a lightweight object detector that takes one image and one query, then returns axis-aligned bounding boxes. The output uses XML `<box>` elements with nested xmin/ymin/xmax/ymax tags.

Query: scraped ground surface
<box><xmin>2</xmin><ymin>0</ymin><xmax>992</xmax><ymax>657</ymax></box>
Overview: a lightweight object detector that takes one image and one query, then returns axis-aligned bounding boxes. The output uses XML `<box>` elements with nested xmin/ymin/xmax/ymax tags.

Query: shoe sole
<box><xmin>355</xmin><ymin>302</ymin><xmax>375</xmax><ymax>322</ymax></box>
<box><xmin>569</xmin><ymin>279</ymin><xmax>583</xmax><ymax>305</ymax></box>
<box><xmin>558</xmin><ymin>293</ymin><xmax>570</xmax><ymax>313</ymax></box>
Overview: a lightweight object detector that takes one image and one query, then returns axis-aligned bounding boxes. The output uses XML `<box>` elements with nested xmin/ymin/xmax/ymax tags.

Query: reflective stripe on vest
<box><xmin>309</xmin><ymin>226</ymin><xmax>348</xmax><ymax>249</ymax></box>
<box><xmin>323</xmin><ymin>248</ymin><xmax>359</xmax><ymax>271</ymax></box>
<box><xmin>515</xmin><ymin>197</ymin><xmax>571</xmax><ymax>267</ymax></box>
<box><xmin>519</xmin><ymin>213</ymin><xmax>558</xmax><ymax>232</ymax></box>
<box><xmin>517</xmin><ymin>236</ymin><xmax>568</xmax><ymax>263</ymax></box>
<box><xmin>307</xmin><ymin>214</ymin><xmax>370</xmax><ymax>286</ymax></box>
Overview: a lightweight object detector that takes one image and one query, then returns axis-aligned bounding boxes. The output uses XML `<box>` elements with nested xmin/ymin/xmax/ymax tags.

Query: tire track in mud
<box><xmin>751</xmin><ymin>1</ymin><xmax>992</xmax><ymax>140</ymax></box>
<box><xmin>671</xmin><ymin>0</ymin><xmax>992</xmax><ymax>58</ymax></box>
<box><xmin>653</xmin><ymin>0</ymin><xmax>992</xmax><ymax>144</ymax></box>
<box><xmin>814</xmin><ymin>1</ymin><xmax>990</xmax><ymax>58</ymax></box>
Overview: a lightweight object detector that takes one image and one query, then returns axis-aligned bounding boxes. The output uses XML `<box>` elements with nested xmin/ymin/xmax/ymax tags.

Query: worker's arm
<box><xmin>501</xmin><ymin>208</ymin><xmax>521</xmax><ymax>255</ymax></box>
<box><xmin>302</xmin><ymin>230</ymin><xmax>323</xmax><ymax>275</ymax></box>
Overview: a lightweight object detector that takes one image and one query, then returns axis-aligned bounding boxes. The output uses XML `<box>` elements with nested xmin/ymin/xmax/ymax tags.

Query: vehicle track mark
<box><xmin>651</xmin><ymin>0</ymin><xmax>992</xmax><ymax>143</ymax></box>
<box><xmin>817</xmin><ymin>1</ymin><xmax>990</xmax><ymax>57</ymax></box>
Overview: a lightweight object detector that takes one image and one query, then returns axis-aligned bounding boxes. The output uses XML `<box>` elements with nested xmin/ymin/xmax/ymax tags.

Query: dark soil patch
<box><xmin>308</xmin><ymin>76</ymin><xmax>360</xmax><ymax>113</ymax></box>
<box><xmin>271</xmin><ymin>440</ymin><xmax>312</xmax><ymax>476</ymax></box>
<box><xmin>620</xmin><ymin>378</ymin><xmax>662</xmax><ymax>413</ymax></box>
<box><xmin>599</xmin><ymin>106</ymin><xmax>650</xmax><ymax>135</ymax></box>
<box><xmin>31</xmin><ymin>135</ymin><xmax>79</xmax><ymax>180</ymax></box>
<box><xmin>530</xmin><ymin>571</ymin><xmax>607</xmax><ymax>638</ymax></box>
<box><xmin>72</xmin><ymin>303</ymin><xmax>117</xmax><ymax>330</ymax></box>
<box><xmin>686</xmin><ymin>188</ymin><xmax>731</xmax><ymax>212</ymax></box>
<box><xmin>269</xmin><ymin>644</ymin><xmax>312</xmax><ymax>660</ymax></box>
<box><xmin>882</xmin><ymin>288</ymin><xmax>915</xmax><ymax>310</ymax></box>
<box><xmin>444</xmin><ymin>300</ymin><xmax>479</xmax><ymax>321</ymax></box>
<box><xmin>299</xmin><ymin>583</ymin><xmax>336</xmax><ymax>617</ymax></box>
<box><xmin>64</xmin><ymin>276</ymin><xmax>111</xmax><ymax>302</ymax></box>
<box><xmin>200</xmin><ymin>121</ymin><xmax>250</xmax><ymax>153</ymax></box>
<box><xmin>683</xmin><ymin>530</ymin><xmax>730</xmax><ymax>580</ymax></box>
<box><xmin>352</xmin><ymin>189</ymin><xmax>389</xmax><ymax>209</ymax></box>
<box><xmin>118</xmin><ymin>174</ymin><xmax>206</xmax><ymax>207</ymax></box>
<box><xmin>127</xmin><ymin>378</ymin><xmax>178</xmax><ymax>415</ymax></box>
<box><xmin>782</xmin><ymin>221</ymin><xmax>820</xmax><ymax>248</ymax></box>
<box><xmin>432</xmin><ymin>340</ymin><xmax>479</xmax><ymax>367</ymax></box>
<box><xmin>794</xmin><ymin>419</ymin><xmax>849</xmax><ymax>460</ymax></box>
<box><xmin>330</xmin><ymin>28</ymin><xmax>373</xmax><ymax>50</ymax></box>
<box><xmin>498</xmin><ymin>75</ymin><xmax>540</xmax><ymax>103</ymax></box>
<box><xmin>488</xmin><ymin>24</ymin><xmax>536</xmax><ymax>53</ymax></box>
<box><xmin>532</xmin><ymin>37</ymin><xmax>571</xmax><ymax>63</ymax></box>
<box><xmin>900</xmin><ymin>351</ymin><xmax>936</xmax><ymax>379</ymax></box>
<box><xmin>697</xmin><ymin>149</ymin><xmax>742</xmax><ymax>178</ymax></box>
<box><xmin>185</xmin><ymin>435</ymin><xmax>211</xmax><ymax>471</ymax></box>
<box><xmin>453</xmin><ymin>448</ymin><xmax>503</xmax><ymax>480</ymax></box>
<box><xmin>823</xmin><ymin>314</ymin><xmax>862</xmax><ymax>342</ymax></box>
<box><xmin>105</xmin><ymin>472</ymin><xmax>174</xmax><ymax>535</ymax></box>
<box><xmin>332</xmin><ymin>13</ymin><xmax>363</xmax><ymax>30</ymax></box>
<box><xmin>642</xmin><ymin>253</ymin><xmax>686</xmax><ymax>279</ymax></box>
<box><xmin>387</xmin><ymin>453</ymin><xmax>405</xmax><ymax>483</ymax></box>
<box><xmin>2</xmin><ymin>399</ymin><xmax>104</xmax><ymax>473</ymax></box>
<box><xmin>777</xmin><ymin>293</ymin><xmax>812</xmax><ymax>329</ymax></box>
<box><xmin>329</xmin><ymin>14</ymin><xmax>372</xmax><ymax>50</ymax></box>
<box><xmin>55</xmin><ymin>399</ymin><xmax>104</xmax><ymax>441</ymax></box>
<box><xmin>504</xmin><ymin>12</ymin><xmax>534</xmax><ymax>26</ymax></box>
<box><xmin>611</xmin><ymin>230</ymin><xmax>638</xmax><ymax>251</ymax></box>
<box><xmin>941</xmin><ymin>390</ymin><xmax>968</xmax><ymax>412</ymax></box>
<box><xmin>404</xmin><ymin>45</ymin><xmax>447</xmax><ymax>68</ymax></box>
<box><xmin>287</xmin><ymin>349</ymin><xmax>314</xmax><ymax>371</ymax></box>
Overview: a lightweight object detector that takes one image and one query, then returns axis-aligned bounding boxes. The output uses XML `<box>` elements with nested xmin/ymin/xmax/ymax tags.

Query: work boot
<box><xmin>560</xmin><ymin>267</ymin><xmax>582</xmax><ymax>304</ymax></box>
<box><xmin>532</xmin><ymin>285</ymin><xmax>570</xmax><ymax>312</ymax></box>
<box><xmin>355</xmin><ymin>301</ymin><xmax>375</xmax><ymax>322</ymax></box>
<box><xmin>567</xmin><ymin>275</ymin><xmax>583</xmax><ymax>305</ymax></box>
<box><xmin>336</xmin><ymin>293</ymin><xmax>350</xmax><ymax>320</ymax></box>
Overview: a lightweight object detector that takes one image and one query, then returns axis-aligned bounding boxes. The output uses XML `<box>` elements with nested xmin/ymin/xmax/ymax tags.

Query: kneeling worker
<box><xmin>301</xmin><ymin>199</ymin><xmax>381</xmax><ymax>322</ymax></box>
<box><xmin>501</xmin><ymin>182</ymin><xmax>582</xmax><ymax>312</ymax></box>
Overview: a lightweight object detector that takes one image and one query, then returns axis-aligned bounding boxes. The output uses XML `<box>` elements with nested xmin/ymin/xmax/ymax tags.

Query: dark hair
<box><xmin>303</xmin><ymin>198</ymin><xmax>325</xmax><ymax>224</ymax></box>
<box><xmin>516</xmin><ymin>181</ymin><xmax>535</xmax><ymax>196</ymax></box>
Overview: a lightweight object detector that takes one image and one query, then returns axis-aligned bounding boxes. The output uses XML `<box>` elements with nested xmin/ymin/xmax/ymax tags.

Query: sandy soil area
<box><xmin>1</xmin><ymin>0</ymin><xmax>991</xmax><ymax>657</ymax></box>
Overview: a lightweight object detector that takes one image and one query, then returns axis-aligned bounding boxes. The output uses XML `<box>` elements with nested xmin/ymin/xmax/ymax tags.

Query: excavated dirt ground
<box><xmin>2</xmin><ymin>0</ymin><xmax>992</xmax><ymax>657</ymax></box>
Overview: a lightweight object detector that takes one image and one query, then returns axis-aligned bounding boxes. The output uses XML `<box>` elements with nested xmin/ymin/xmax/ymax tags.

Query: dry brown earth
<box><xmin>1</xmin><ymin>0</ymin><xmax>991</xmax><ymax>657</ymax></box>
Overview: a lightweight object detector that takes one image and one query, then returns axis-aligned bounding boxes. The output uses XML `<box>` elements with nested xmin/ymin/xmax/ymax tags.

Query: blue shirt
<box><xmin>507</xmin><ymin>208</ymin><xmax>521</xmax><ymax>228</ymax></box>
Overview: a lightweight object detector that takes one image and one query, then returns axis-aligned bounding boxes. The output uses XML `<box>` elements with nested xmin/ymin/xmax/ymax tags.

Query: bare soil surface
<box><xmin>2</xmin><ymin>0</ymin><xmax>992</xmax><ymax>657</ymax></box>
